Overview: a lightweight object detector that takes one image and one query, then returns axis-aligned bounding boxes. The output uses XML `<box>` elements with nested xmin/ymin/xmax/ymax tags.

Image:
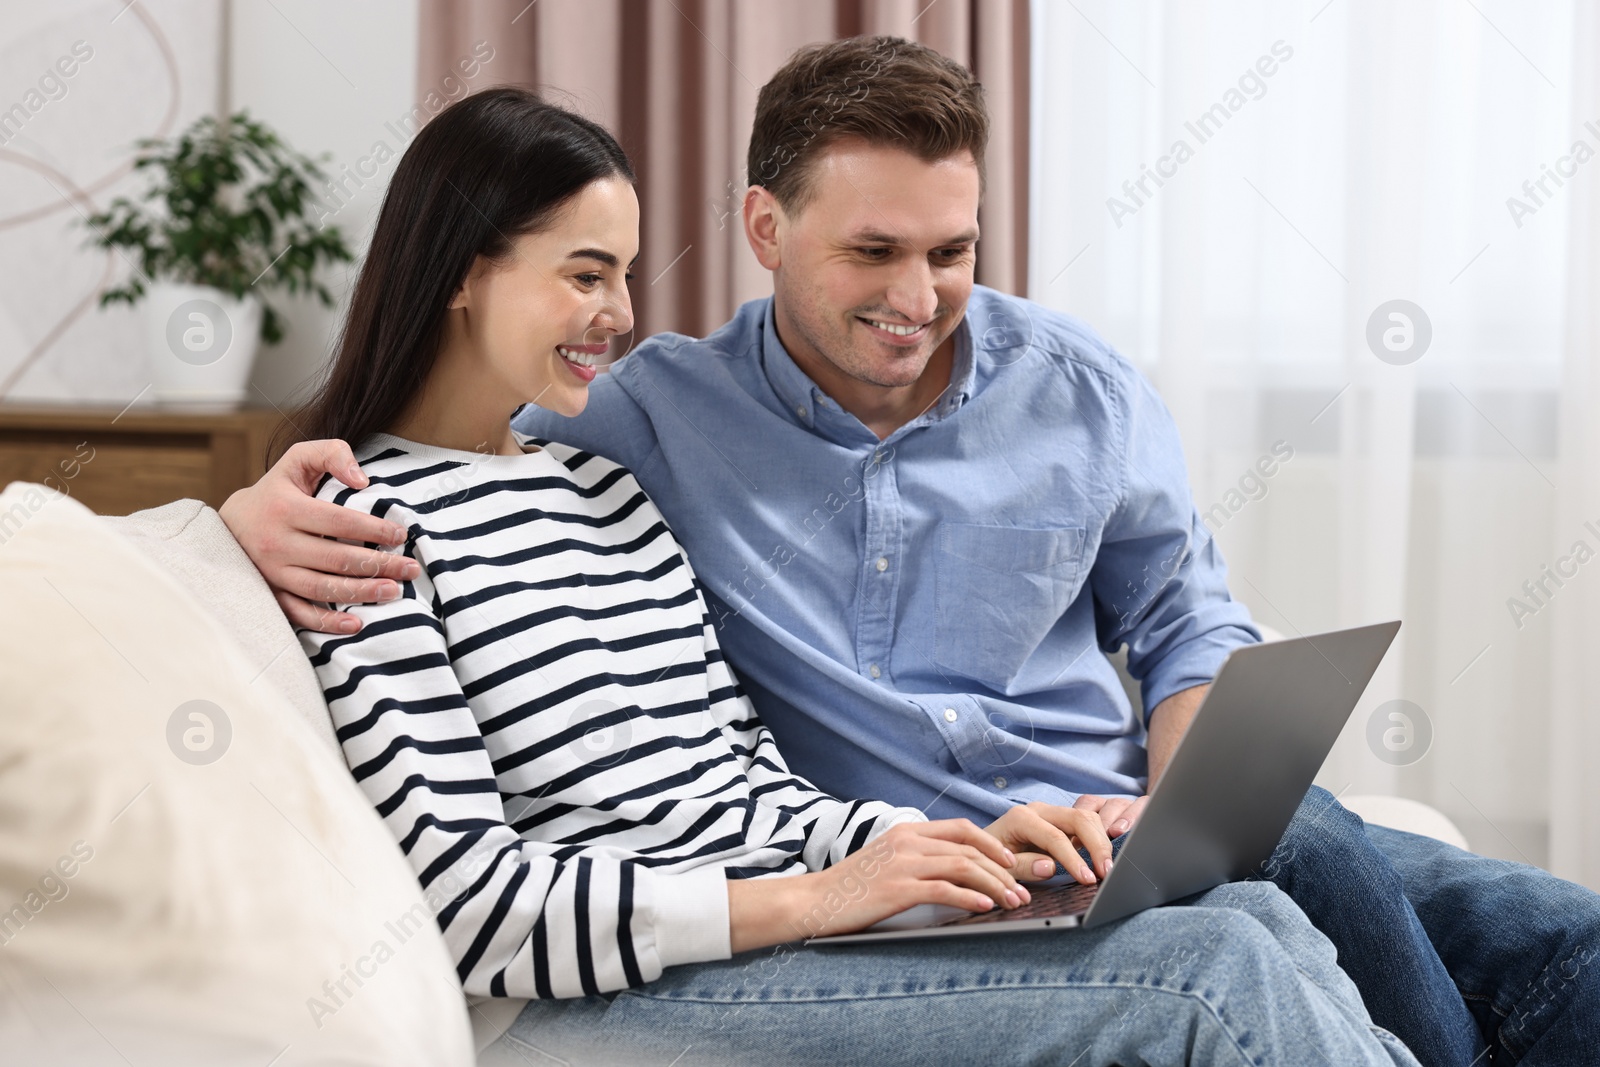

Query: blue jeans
<box><xmin>484</xmin><ymin>879</ymin><xmax>1419</xmax><ymax>1067</ymax></box>
<box><xmin>1259</xmin><ymin>786</ymin><xmax>1600</xmax><ymax>1066</ymax></box>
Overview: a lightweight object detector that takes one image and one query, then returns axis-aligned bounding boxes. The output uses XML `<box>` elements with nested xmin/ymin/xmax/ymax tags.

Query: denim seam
<box><xmin>1459</xmin><ymin>989</ymin><xmax>1519</xmax><ymax>1060</ymax></box>
<box><xmin>606</xmin><ymin>982</ymin><xmax>1266</xmax><ymax>1066</ymax></box>
<box><xmin>1472</xmin><ymin>965</ymin><xmax>1579</xmax><ymax>1066</ymax></box>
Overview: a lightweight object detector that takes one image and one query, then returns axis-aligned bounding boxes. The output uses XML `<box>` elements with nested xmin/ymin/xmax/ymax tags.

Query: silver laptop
<box><xmin>819</xmin><ymin>621</ymin><xmax>1401</xmax><ymax>944</ymax></box>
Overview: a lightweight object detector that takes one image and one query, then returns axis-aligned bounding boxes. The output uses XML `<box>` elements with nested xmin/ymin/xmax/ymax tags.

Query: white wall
<box><xmin>0</xmin><ymin>0</ymin><xmax>419</xmax><ymax>408</ymax></box>
<box><xmin>226</xmin><ymin>0</ymin><xmax>419</xmax><ymax>407</ymax></box>
<box><xmin>0</xmin><ymin>0</ymin><xmax>222</xmax><ymax>402</ymax></box>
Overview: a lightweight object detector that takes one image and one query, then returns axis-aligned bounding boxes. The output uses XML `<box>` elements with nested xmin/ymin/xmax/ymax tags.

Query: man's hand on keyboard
<box><xmin>1073</xmin><ymin>793</ymin><xmax>1149</xmax><ymax>839</ymax></box>
<box><xmin>984</xmin><ymin>802</ymin><xmax>1113</xmax><ymax>886</ymax></box>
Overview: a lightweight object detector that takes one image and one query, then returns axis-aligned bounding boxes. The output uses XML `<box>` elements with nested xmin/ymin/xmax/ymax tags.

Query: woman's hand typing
<box><xmin>727</xmin><ymin>818</ymin><xmax>1032</xmax><ymax>953</ymax></box>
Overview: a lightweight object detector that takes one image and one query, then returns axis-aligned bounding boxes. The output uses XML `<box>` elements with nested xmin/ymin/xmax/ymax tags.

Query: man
<box><xmin>224</xmin><ymin>36</ymin><xmax>1598</xmax><ymax>1065</ymax></box>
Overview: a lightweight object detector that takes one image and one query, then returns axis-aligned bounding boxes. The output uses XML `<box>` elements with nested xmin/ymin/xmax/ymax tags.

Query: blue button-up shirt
<box><xmin>512</xmin><ymin>286</ymin><xmax>1259</xmax><ymax>822</ymax></box>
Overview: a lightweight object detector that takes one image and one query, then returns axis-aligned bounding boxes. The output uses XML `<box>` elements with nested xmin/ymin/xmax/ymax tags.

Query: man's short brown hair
<box><xmin>747</xmin><ymin>35</ymin><xmax>989</xmax><ymax>213</ymax></box>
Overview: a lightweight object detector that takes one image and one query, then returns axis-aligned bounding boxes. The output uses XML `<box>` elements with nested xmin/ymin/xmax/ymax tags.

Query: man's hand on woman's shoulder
<box><xmin>219</xmin><ymin>438</ymin><xmax>417</xmax><ymax>634</ymax></box>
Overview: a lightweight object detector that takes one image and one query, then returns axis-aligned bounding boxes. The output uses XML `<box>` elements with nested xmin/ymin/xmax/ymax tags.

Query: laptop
<box><xmin>819</xmin><ymin>620</ymin><xmax>1401</xmax><ymax>944</ymax></box>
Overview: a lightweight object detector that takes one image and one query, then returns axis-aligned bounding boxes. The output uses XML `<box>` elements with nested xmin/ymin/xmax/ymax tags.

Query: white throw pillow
<box><xmin>0</xmin><ymin>481</ymin><xmax>475</xmax><ymax>1066</ymax></box>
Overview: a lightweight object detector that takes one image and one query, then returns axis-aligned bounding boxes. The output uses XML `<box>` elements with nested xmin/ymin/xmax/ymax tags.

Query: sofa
<box><xmin>0</xmin><ymin>483</ymin><xmax>493</xmax><ymax>1065</ymax></box>
<box><xmin>0</xmin><ymin>481</ymin><xmax>1467</xmax><ymax>1064</ymax></box>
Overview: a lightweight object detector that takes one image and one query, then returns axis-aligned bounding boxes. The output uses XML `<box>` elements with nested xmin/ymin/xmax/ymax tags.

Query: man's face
<box><xmin>762</xmin><ymin>141</ymin><xmax>980</xmax><ymax>391</ymax></box>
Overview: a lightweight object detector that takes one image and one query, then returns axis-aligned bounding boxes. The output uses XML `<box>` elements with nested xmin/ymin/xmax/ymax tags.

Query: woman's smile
<box><xmin>556</xmin><ymin>341</ymin><xmax>607</xmax><ymax>382</ymax></box>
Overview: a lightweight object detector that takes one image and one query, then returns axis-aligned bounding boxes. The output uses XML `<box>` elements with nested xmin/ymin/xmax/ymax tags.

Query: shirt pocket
<box><xmin>933</xmin><ymin>523</ymin><xmax>1087</xmax><ymax>690</ymax></box>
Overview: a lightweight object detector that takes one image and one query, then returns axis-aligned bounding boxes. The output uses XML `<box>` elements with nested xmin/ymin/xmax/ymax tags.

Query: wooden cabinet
<box><xmin>0</xmin><ymin>402</ymin><xmax>289</xmax><ymax>516</ymax></box>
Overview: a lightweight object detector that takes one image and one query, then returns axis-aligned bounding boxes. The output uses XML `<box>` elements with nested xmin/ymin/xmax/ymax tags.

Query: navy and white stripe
<box><xmin>297</xmin><ymin>430</ymin><xmax>923</xmax><ymax>999</ymax></box>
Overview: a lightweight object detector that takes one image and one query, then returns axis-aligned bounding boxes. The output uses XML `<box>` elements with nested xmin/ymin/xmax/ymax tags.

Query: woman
<box><xmin>290</xmin><ymin>87</ymin><xmax>1417</xmax><ymax>1067</ymax></box>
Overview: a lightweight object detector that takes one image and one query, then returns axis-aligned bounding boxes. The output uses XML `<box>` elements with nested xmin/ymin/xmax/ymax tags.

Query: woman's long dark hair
<box><xmin>268</xmin><ymin>88</ymin><xmax>634</xmax><ymax>466</ymax></box>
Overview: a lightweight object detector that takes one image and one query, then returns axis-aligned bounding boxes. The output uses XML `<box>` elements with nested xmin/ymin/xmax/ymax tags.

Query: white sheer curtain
<box><xmin>1030</xmin><ymin>0</ymin><xmax>1599</xmax><ymax>890</ymax></box>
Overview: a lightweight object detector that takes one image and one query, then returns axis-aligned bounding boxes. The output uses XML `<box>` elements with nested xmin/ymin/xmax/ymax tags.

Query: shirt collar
<box><xmin>759</xmin><ymin>298</ymin><xmax>976</xmax><ymax>434</ymax></box>
<box><xmin>760</xmin><ymin>299</ymin><xmax>823</xmax><ymax>428</ymax></box>
<box><xmin>941</xmin><ymin>316</ymin><xmax>976</xmax><ymax>414</ymax></box>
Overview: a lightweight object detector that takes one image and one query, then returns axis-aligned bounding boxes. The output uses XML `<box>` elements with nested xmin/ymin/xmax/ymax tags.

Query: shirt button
<box><xmin>796</xmin><ymin>406</ymin><xmax>808</xmax><ymax>419</ymax></box>
<box><xmin>993</xmin><ymin>776</ymin><xmax>1008</xmax><ymax>790</ymax></box>
<box><xmin>869</xmin><ymin>664</ymin><xmax>881</xmax><ymax>679</ymax></box>
<box><xmin>875</xmin><ymin>556</ymin><xmax>889</xmax><ymax>572</ymax></box>
<box><xmin>943</xmin><ymin>707</ymin><xmax>958</xmax><ymax>723</ymax></box>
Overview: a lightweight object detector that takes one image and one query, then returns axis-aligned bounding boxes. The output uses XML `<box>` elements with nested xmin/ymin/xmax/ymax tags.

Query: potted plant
<box><xmin>83</xmin><ymin>111</ymin><xmax>354</xmax><ymax>403</ymax></box>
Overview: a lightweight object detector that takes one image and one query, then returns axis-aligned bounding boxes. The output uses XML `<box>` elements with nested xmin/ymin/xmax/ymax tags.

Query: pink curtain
<box><xmin>417</xmin><ymin>0</ymin><xmax>1029</xmax><ymax>343</ymax></box>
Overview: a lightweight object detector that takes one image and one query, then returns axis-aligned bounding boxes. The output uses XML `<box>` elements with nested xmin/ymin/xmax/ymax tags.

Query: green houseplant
<box><xmin>83</xmin><ymin>110</ymin><xmax>354</xmax><ymax>402</ymax></box>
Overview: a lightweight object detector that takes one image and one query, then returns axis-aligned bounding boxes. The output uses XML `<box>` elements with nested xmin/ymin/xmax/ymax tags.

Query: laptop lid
<box><xmin>819</xmin><ymin>620</ymin><xmax>1401</xmax><ymax>944</ymax></box>
<box><xmin>1080</xmin><ymin>619</ymin><xmax>1401</xmax><ymax>927</ymax></box>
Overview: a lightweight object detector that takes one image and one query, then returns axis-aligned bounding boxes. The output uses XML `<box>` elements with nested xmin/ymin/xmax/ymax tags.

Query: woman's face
<box><xmin>453</xmin><ymin>176</ymin><xmax>639</xmax><ymax>418</ymax></box>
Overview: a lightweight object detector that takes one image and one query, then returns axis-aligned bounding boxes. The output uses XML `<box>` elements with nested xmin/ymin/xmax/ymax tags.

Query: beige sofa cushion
<box><xmin>103</xmin><ymin>494</ymin><xmax>528</xmax><ymax>1053</ymax></box>
<box><xmin>1342</xmin><ymin>794</ymin><xmax>1471</xmax><ymax>851</ymax></box>
<box><xmin>100</xmin><ymin>497</ymin><xmax>339</xmax><ymax>758</ymax></box>
<box><xmin>0</xmin><ymin>482</ymin><xmax>474</xmax><ymax>1066</ymax></box>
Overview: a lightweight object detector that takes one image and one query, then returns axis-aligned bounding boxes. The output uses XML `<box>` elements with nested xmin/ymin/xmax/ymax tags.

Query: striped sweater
<box><xmin>297</xmin><ymin>430</ymin><xmax>924</xmax><ymax>999</ymax></box>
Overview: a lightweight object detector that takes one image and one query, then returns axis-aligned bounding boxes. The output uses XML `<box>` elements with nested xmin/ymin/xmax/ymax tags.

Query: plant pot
<box><xmin>142</xmin><ymin>282</ymin><xmax>264</xmax><ymax>404</ymax></box>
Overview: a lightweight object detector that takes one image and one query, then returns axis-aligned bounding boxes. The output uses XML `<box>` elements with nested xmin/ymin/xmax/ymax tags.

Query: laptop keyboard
<box><xmin>933</xmin><ymin>880</ymin><xmax>1102</xmax><ymax>927</ymax></box>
